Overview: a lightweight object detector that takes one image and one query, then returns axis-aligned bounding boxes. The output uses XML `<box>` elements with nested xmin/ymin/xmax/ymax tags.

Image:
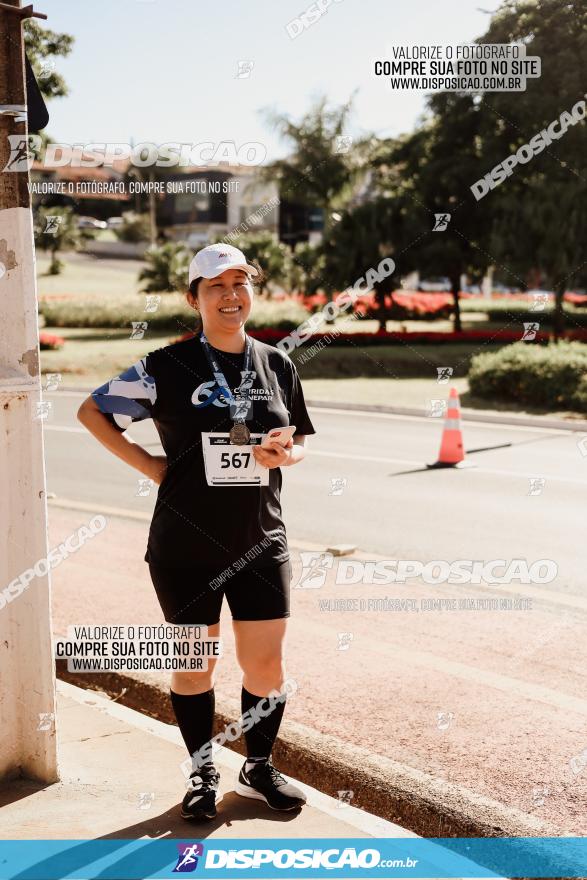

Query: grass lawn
<box><xmin>42</xmin><ymin>328</ymin><xmax>584</xmax><ymax>419</ymax></box>
<box><xmin>42</xmin><ymin>329</ymin><xmax>496</xmax><ymax>386</ymax></box>
<box><xmin>40</xmin><ymin>327</ymin><xmax>176</xmax><ymax>389</ymax></box>
<box><xmin>291</xmin><ymin>342</ymin><xmax>503</xmax><ymax>379</ymax></box>
<box><xmin>36</xmin><ymin>252</ymin><xmax>144</xmax><ymax>299</ymax></box>
<box><xmin>36</xmin><ymin>256</ymin><xmax>585</xmax><ymax>419</ymax></box>
<box><xmin>35</xmin><ymin>254</ymin><xmax>495</xmax><ymax>333</ymax></box>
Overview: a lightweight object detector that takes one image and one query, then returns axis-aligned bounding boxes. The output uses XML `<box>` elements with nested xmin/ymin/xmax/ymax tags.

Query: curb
<box><xmin>55</xmin><ymin>661</ymin><xmax>560</xmax><ymax>840</ymax></box>
<box><xmin>56</xmin><ymin>386</ymin><xmax>587</xmax><ymax>432</ymax></box>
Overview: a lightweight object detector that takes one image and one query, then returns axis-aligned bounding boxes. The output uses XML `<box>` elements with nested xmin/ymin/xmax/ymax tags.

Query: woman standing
<box><xmin>78</xmin><ymin>243</ymin><xmax>316</xmax><ymax>820</ymax></box>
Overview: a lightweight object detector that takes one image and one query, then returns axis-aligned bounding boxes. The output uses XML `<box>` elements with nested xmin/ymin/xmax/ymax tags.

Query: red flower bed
<box><xmin>287</xmin><ymin>290</ymin><xmax>587</xmax><ymax>311</ymax></box>
<box><xmin>290</xmin><ymin>291</ymin><xmax>328</xmax><ymax>310</ymax></box>
<box><xmin>172</xmin><ymin>327</ymin><xmax>587</xmax><ymax>346</ymax></box>
<box><xmin>289</xmin><ymin>289</ymin><xmax>459</xmax><ymax>319</ymax></box>
<box><xmin>40</xmin><ymin>332</ymin><xmax>65</xmax><ymax>350</ymax></box>
<box><xmin>565</xmin><ymin>292</ymin><xmax>587</xmax><ymax>306</ymax></box>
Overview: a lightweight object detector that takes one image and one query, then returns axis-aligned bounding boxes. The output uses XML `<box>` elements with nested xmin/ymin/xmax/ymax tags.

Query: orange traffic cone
<box><xmin>427</xmin><ymin>388</ymin><xmax>473</xmax><ymax>469</ymax></box>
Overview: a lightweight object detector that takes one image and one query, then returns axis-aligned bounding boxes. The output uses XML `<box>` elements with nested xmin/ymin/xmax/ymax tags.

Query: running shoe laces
<box><xmin>187</xmin><ymin>766</ymin><xmax>219</xmax><ymax>797</ymax></box>
<box><xmin>263</xmin><ymin>761</ymin><xmax>288</xmax><ymax>788</ymax></box>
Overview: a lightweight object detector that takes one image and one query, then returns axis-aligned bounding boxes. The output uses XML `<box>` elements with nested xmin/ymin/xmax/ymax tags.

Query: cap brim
<box><xmin>201</xmin><ymin>261</ymin><xmax>258</xmax><ymax>279</ymax></box>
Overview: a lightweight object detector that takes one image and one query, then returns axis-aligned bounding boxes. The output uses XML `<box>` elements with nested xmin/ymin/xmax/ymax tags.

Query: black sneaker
<box><xmin>235</xmin><ymin>759</ymin><xmax>306</xmax><ymax>811</ymax></box>
<box><xmin>181</xmin><ymin>764</ymin><xmax>220</xmax><ymax>820</ymax></box>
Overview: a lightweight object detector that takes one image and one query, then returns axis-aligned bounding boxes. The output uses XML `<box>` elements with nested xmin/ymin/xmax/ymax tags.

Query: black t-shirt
<box><xmin>91</xmin><ymin>334</ymin><xmax>316</xmax><ymax>571</ymax></box>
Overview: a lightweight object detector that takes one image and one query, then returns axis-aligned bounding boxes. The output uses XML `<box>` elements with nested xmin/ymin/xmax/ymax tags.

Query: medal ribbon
<box><xmin>199</xmin><ymin>331</ymin><xmax>254</xmax><ymax>426</ymax></box>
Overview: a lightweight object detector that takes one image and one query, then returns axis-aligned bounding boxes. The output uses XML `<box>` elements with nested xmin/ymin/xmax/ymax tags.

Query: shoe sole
<box><xmin>235</xmin><ymin>780</ymin><xmax>305</xmax><ymax>811</ymax></box>
<box><xmin>181</xmin><ymin>808</ymin><xmax>217</xmax><ymax>821</ymax></box>
<box><xmin>181</xmin><ymin>780</ymin><xmax>221</xmax><ymax>821</ymax></box>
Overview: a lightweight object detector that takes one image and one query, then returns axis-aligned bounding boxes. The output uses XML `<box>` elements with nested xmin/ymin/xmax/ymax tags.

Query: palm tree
<box><xmin>260</xmin><ymin>96</ymin><xmax>362</xmax><ymax>236</ymax></box>
<box><xmin>33</xmin><ymin>206</ymin><xmax>81</xmax><ymax>275</ymax></box>
<box><xmin>138</xmin><ymin>242</ymin><xmax>190</xmax><ymax>293</ymax></box>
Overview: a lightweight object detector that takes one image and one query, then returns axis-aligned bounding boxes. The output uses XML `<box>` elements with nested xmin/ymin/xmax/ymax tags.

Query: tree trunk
<box><xmin>49</xmin><ymin>249</ymin><xmax>61</xmax><ymax>275</ymax></box>
<box><xmin>374</xmin><ymin>282</ymin><xmax>387</xmax><ymax>332</ymax></box>
<box><xmin>450</xmin><ymin>274</ymin><xmax>462</xmax><ymax>333</ymax></box>
<box><xmin>552</xmin><ymin>281</ymin><xmax>566</xmax><ymax>342</ymax></box>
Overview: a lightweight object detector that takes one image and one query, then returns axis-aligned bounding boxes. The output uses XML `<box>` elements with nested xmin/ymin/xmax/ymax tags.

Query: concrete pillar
<box><xmin>0</xmin><ymin>0</ymin><xmax>58</xmax><ymax>783</ymax></box>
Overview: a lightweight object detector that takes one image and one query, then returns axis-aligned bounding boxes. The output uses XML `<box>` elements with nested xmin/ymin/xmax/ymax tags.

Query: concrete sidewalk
<box><xmin>0</xmin><ymin>681</ymin><xmax>409</xmax><ymax>843</ymax></box>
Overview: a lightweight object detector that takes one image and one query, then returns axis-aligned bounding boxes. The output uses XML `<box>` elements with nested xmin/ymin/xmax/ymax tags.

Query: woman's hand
<box><xmin>143</xmin><ymin>453</ymin><xmax>168</xmax><ymax>485</ymax></box>
<box><xmin>252</xmin><ymin>437</ymin><xmax>293</xmax><ymax>469</ymax></box>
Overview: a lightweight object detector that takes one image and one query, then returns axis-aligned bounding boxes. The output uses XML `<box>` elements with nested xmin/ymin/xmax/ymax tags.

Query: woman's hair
<box><xmin>187</xmin><ymin>259</ymin><xmax>264</xmax><ymax>334</ymax></box>
<box><xmin>188</xmin><ymin>277</ymin><xmax>203</xmax><ymax>332</ymax></box>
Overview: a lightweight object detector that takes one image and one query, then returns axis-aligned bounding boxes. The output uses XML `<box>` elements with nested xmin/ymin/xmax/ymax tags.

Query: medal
<box><xmin>200</xmin><ymin>332</ymin><xmax>255</xmax><ymax>445</ymax></box>
<box><xmin>229</xmin><ymin>423</ymin><xmax>251</xmax><ymax>445</ymax></box>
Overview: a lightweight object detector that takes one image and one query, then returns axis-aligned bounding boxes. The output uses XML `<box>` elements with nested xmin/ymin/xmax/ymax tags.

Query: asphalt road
<box><xmin>44</xmin><ymin>390</ymin><xmax>586</xmax><ymax>595</ymax></box>
<box><xmin>42</xmin><ymin>390</ymin><xmax>587</xmax><ymax>834</ymax></box>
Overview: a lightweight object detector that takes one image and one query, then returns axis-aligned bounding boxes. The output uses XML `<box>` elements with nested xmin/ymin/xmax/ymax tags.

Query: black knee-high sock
<box><xmin>170</xmin><ymin>689</ymin><xmax>215</xmax><ymax>771</ymax></box>
<box><xmin>241</xmin><ymin>686</ymin><xmax>286</xmax><ymax>764</ymax></box>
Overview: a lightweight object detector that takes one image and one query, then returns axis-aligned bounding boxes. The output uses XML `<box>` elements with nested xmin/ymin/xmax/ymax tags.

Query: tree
<box><xmin>212</xmin><ymin>231</ymin><xmax>291</xmax><ymax>296</ymax></box>
<box><xmin>23</xmin><ymin>21</ymin><xmax>74</xmax><ymax>156</ymax></box>
<box><xmin>371</xmin><ymin>96</ymin><xmax>493</xmax><ymax>331</ymax></box>
<box><xmin>288</xmin><ymin>241</ymin><xmax>326</xmax><ymax>298</ymax></box>
<box><xmin>260</xmin><ymin>96</ymin><xmax>361</xmax><ymax>234</ymax></box>
<box><xmin>115</xmin><ymin>212</ymin><xmax>151</xmax><ymax>243</ymax></box>
<box><xmin>33</xmin><ymin>206</ymin><xmax>81</xmax><ymax>275</ymax></box>
<box><xmin>321</xmin><ymin>199</ymin><xmax>401</xmax><ymax>331</ymax></box>
<box><xmin>138</xmin><ymin>243</ymin><xmax>190</xmax><ymax>293</ymax></box>
<box><xmin>23</xmin><ymin>20</ymin><xmax>73</xmax><ymax>100</ymax></box>
<box><xmin>472</xmin><ymin>0</ymin><xmax>587</xmax><ymax>338</ymax></box>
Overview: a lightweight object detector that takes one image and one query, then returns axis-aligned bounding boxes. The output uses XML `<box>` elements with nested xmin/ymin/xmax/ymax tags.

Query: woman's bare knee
<box><xmin>171</xmin><ymin>667</ymin><xmax>215</xmax><ymax>694</ymax></box>
<box><xmin>241</xmin><ymin>658</ymin><xmax>285</xmax><ymax>695</ymax></box>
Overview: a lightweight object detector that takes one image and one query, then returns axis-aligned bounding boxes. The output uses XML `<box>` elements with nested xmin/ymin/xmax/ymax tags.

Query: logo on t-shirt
<box><xmin>192</xmin><ymin>381</ymin><xmax>231</xmax><ymax>408</ymax></box>
<box><xmin>191</xmin><ymin>375</ymin><xmax>274</xmax><ymax>408</ymax></box>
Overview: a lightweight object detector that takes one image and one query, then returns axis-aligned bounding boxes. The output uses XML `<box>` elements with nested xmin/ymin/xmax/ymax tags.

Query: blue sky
<box><xmin>41</xmin><ymin>0</ymin><xmax>491</xmax><ymax>160</ymax></box>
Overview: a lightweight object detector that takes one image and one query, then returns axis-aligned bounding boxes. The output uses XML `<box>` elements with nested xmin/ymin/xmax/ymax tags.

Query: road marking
<box><xmin>47</xmin><ymin>498</ymin><xmax>587</xmax><ymax>616</ymax></box>
<box><xmin>44</xmin><ymin>424</ymin><xmax>86</xmax><ymax>433</ymax></box>
<box><xmin>398</xmin><ymin>643</ymin><xmax>587</xmax><ymax>717</ymax></box>
<box><xmin>45</xmin><ymin>423</ymin><xmax>583</xmax><ymax>482</ymax></box>
<box><xmin>308</xmin><ymin>449</ymin><xmax>587</xmax><ymax>486</ymax></box>
<box><xmin>307</xmin><ymin>405</ymin><xmax>574</xmax><ymax>434</ymax></box>
<box><xmin>306</xmin><ymin>616</ymin><xmax>587</xmax><ymax>718</ymax></box>
<box><xmin>44</xmin><ymin>394</ymin><xmax>576</xmax><ymax>435</ymax></box>
<box><xmin>310</xmin><ymin>449</ymin><xmax>419</xmax><ymax>466</ymax></box>
<box><xmin>49</xmin><ymin>497</ymin><xmax>152</xmax><ymax>521</ymax></box>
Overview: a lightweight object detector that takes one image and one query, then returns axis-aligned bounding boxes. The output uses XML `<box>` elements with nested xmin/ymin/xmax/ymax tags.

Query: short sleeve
<box><xmin>91</xmin><ymin>355</ymin><xmax>157</xmax><ymax>433</ymax></box>
<box><xmin>285</xmin><ymin>357</ymin><xmax>316</xmax><ymax>436</ymax></box>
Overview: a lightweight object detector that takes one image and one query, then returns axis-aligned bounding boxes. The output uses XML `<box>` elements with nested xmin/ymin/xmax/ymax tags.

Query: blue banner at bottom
<box><xmin>0</xmin><ymin>837</ymin><xmax>586</xmax><ymax>879</ymax></box>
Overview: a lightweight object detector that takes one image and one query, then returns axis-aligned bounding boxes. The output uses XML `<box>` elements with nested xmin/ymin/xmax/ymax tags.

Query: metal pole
<box><xmin>0</xmin><ymin>0</ymin><xmax>58</xmax><ymax>783</ymax></box>
<box><xmin>148</xmin><ymin>170</ymin><xmax>157</xmax><ymax>245</ymax></box>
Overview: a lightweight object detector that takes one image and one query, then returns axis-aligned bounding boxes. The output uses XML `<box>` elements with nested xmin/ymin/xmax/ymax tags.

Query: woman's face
<box><xmin>189</xmin><ymin>268</ymin><xmax>254</xmax><ymax>333</ymax></box>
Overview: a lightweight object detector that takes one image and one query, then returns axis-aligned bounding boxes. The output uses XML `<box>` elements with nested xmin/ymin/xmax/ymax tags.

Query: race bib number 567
<box><xmin>201</xmin><ymin>433</ymin><xmax>269</xmax><ymax>486</ymax></box>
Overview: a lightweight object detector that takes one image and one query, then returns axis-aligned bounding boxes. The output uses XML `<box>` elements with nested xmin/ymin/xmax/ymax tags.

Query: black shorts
<box><xmin>147</xmin><ymin>558</ymin><xmax>292</xmax><ymax>626</ymax></box>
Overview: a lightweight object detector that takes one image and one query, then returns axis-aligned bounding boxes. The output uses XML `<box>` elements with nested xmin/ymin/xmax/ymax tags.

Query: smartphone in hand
<box><xmin>260</xmin><ymin>425</ymin><xmax>297</xmax><ymax>449</ymax></box>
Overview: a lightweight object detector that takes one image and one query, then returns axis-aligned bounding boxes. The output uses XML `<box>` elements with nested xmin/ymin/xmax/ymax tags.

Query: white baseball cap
<box><xmin>188</xmin><ymin>243</ymin><xmax>259</xmax><ymax>286</ymax></box>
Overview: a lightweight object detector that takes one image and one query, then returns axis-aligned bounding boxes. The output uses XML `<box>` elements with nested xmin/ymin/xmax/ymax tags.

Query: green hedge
<box><xmin>38</xmin><ymin>294</ymin><xmax>309</xmax><ymax>332</ymax></box>
<box><xmin>468</xmin><ymin>341</ymin><xmax>587</xmax><ymax>412</ymax></box>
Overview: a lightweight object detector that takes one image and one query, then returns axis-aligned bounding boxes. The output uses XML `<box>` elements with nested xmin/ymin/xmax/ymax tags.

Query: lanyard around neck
<box><xmin>199</xmin><ymin>331</ymin><xmax>253</xmax><ymax>405</ymax></box>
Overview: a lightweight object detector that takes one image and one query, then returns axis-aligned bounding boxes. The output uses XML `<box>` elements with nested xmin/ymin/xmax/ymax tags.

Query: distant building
<box><xmin>29</xmin><ymin>148</ymin><xmax>322</xmax><ymax>246</ymax></box>
<box><xmin>157</xmin><ymin>165</ymin><xmax>279</xmax><ymax>246</ymax></box>
<box><xmin>30</xmin><ymin>149</ymin><xmax>130</xmax><ymax>218</ymax></box>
